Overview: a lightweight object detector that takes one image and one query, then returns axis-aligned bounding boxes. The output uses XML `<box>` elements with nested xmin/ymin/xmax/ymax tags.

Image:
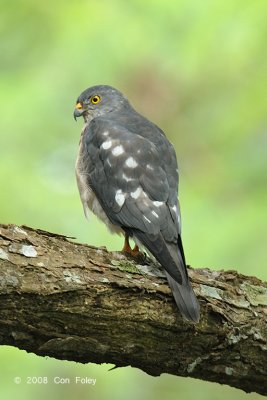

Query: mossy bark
<box><xmin>0</xmin><ymin>224</ymin><xmax>266</xmax><ymax>395</ymax></box>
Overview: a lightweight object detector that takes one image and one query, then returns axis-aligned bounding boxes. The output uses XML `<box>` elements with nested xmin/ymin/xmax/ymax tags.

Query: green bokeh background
<box><xmin>0</xmin><ymin>0</ymin><xmax>266</xmax><ymax>399</ymax></box>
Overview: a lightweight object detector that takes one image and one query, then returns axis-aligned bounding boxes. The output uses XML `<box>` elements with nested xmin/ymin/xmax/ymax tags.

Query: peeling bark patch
<box><xmin>9</xmin><ymin>243</ymin><xmax>38</xmax><ymax>258</ymax></box>
<box><xmin>228</xmin><ymin>332</ymin><xmax>248</xmax><ymax>345</ymax></box>
<box><xmin>136</xmin><ymin>264</ymin><xmax>165</xmax><ymax>278</ymax></box>
<box><xmin>100</xmin><ymin>278</ymin><xmax>110</xmax><ymax>283</ymax></box>
<box><xmin>241</xmin><ymin>283</ymin><xmax>267</xmax><ymax>306</ymax></box>
<box><xmin>225</xmin><ymin>297</ymin><xmax>250</xmax><ymax>309</ymax></box>
<box><xmin>0</xmin><ymin>273</ymin><xmax>19</xmax><ymax>288</ymax></box>
<box><xmin>187</xmin><ymin>356</ymin><xmax>209</xmax><ymax>373</ymax></box>
<box><xmin>248</xmin><ymin>327</ymin><xmax>266</xmax><ymax>342</ymax></box>
<box><xmin>13</xmin><ymin>226</ymin><xmax>28</xmax><ymax>236</ymax></box>
<box><xmin>199</xmin><ymin>284</ymin><xmax>223</xmax><ymax>300</ymax></box>
<box><xmin>0</xmin><ymin>248</ymin><xmax>9</xmax><ymax>260</ymax></box>
<box><xmin>21</xmin><ymin>245</ymin><xmax>38</xmax><ymax>257</ymax></box>
<box><xmin>63</xmin><ymin>270</ymin><xmax>82</xmax><ymax>284</ymax></box>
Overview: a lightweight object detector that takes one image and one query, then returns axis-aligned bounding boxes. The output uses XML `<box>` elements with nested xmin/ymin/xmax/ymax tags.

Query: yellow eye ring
<box><xmin>90</xmin><ymin>95</ymin><xmax>101</xmax><ymax>104</ymax></box>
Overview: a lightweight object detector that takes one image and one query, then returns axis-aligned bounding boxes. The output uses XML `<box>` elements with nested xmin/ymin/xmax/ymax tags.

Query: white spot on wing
<box><xmin>144</xmin><ymin>216</ymin><xmax>151</xmax><ymax>223</ymax></box>
<box><xmin>152</xmin><ymin>210</ymin><xmax>159</xmax><ymax>218</ymax></box>
<box><xmin>125</xmin><ymin>157</ymin><xmax>138</xmax><ymax>168</ymax></box>
<box><xmin>154</xmin><ymin>201</ymin><xmax>164</xmax><ymax>207</ymax></box>
<box><xmin>122</xmin><ymin>173</ymin><xmax>134</xmax><ymax>182</ymax></box>
<box><xmin>147</xmin><ymin>164</ymin><xmax>154</xmax><ymax>170</ymax></box>
<box><xmin>115</xmin><ymin>189</ymin><xmax>125</xmax><ymax>207</ymax></box>
<box><xmin>131</xmin><ymin>187</ymin><xmax>142</xmax><ymax>199</ymax></box>
<box><xmin>172</xmin><ymin>205</ymin><xmax>177</xmax><ymax>213</ymax></box>
<box><xmin>112</xmin><ymin>145</ymin><xmax>124</xmax><ymax>156</ymax></box>
<box><xmin>103</xmin><ymin>131</ymin><xmax>109</xmax><ymax>136</ymax></box>
<box><xmin>101</xmin><ymin>140</ymin><xmax>112</xmax><ymax>150</ymax></box>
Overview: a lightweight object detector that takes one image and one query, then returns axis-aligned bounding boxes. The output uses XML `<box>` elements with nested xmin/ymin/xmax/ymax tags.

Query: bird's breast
<box><xmin>75</xmin><ymin>134</ymin><xmax>122</xmax><ymax>235</ymax></box>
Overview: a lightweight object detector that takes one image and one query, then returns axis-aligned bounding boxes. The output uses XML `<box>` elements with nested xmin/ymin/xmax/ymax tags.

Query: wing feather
<box><xmin>79</xmin><ymin>117</ymin><xmax>200</xmax><ymax>321</ymax></box>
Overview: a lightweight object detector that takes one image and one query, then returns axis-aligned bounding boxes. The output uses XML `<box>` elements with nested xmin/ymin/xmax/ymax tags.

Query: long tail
<box><xmin>165</xmin><ymin>271</ymin><xmax>200</xmax><ymax>322</ymax></box>
<box><xmin>131</xmin><ymin>229</ymin><xmax>200</xmax><ymax>322</ymax></box>
<box><xmin>166</xmin><ymin>242</ymin><xmax>200</xmax><ymax>322</ymax></box>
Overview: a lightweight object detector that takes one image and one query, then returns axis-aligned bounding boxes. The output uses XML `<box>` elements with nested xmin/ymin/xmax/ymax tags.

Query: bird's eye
<box><xmin>90</xmin><ymin>95</ymin><xmax>101</xmax><ymax>104</ymax></box>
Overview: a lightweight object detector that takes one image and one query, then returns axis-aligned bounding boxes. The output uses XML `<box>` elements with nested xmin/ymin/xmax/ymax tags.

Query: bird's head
<box><xmin>74</xmin><ymin>85</ymin><xmax>129</xmax><ymax>123</ymax></box>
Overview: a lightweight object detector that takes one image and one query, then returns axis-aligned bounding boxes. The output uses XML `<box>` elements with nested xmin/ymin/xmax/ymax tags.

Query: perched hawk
<box><xmin>74</xmin><ymin>85</ymin><xmax>200</xmax><ymax>322</ymax></box>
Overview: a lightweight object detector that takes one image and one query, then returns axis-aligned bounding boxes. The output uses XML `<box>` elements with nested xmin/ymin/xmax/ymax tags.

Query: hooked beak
<box><xmin>73</xmin><ymin>102</ymin><xmax>85</xmax><ymax>121</ymax></box>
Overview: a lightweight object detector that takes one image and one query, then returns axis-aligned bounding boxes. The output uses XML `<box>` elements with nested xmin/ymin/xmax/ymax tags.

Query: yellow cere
<box><xmin>75</xmin><ymin>102</ymin><xmax>83</xmax><ymax>109</ymax></box>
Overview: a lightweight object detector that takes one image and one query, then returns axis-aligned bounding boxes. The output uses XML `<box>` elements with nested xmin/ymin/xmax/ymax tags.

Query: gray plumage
<box><xmin>74</xmin><ymin>85</ymin><xmax>200</xmax><ymax>322</ymax></box>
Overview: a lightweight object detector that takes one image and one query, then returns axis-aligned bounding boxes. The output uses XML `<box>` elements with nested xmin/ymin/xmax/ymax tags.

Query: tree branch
<box><xmin>0</xmin><ymin>224</ymin><xmax>266</xmax><ymax>395</ymax></box>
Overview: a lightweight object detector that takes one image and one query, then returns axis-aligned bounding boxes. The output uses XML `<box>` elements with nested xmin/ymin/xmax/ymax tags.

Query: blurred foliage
<box><xmin>0</xmin><ymin>0</ymin><xmax>266</xmax><ymax>399</ymax></box>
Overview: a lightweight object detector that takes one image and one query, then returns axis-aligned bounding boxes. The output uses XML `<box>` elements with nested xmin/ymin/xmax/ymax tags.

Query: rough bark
<box><xmin>0</xmin><ymin>224</ymin><xmax>266</xmax><ymax>395</ymax></box>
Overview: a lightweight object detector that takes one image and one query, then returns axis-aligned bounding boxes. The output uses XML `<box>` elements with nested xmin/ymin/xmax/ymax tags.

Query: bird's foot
<box><xmin>122</xmin><ymin>241</ymin><xmax>146</xmax><ymax>263</ymax></box>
